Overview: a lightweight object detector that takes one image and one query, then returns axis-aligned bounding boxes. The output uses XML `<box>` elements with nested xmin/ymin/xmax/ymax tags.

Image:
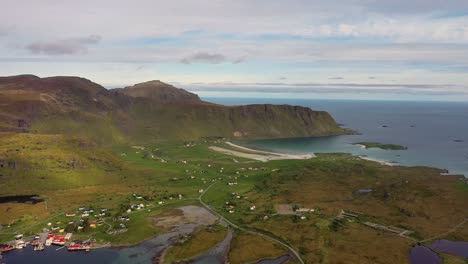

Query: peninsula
<box><xmin>0</xmin><ymin>75</ymin><xmax>466</xmax><ymax>264</ymax></box>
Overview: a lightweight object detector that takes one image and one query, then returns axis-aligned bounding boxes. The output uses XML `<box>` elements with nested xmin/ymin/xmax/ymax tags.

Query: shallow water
<box><xmin>408</xmin><ymin>245</ymin><xmax>442</xmax><ymax>264</ymax></box>
<box><xmin>2</xmin><ymin>206</ymin><xmax>219</xmax><ymax>264</ymax></box>
<box><xmin>192</xmin><ymin>229</ymin><xmax>233</xmax><ymax>264</ymax></box>
<box><xmin>429</xmin><ymin>240</ymin><xmax>468</xmax><ymax>258</ymax></box>
<box><xmin>3</xmin><ymin>223</ymin><xmax>198</xmax><ymax>264</ymax></box>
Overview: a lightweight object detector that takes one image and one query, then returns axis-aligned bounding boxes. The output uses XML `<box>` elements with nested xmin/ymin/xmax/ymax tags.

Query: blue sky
<box><xmin>1</xmin><ymin>0</ymin><xmax>468</xmax><ymax>101</ymax></box>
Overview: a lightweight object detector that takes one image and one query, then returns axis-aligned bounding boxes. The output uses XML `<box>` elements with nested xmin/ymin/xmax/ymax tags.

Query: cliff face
<box><xmin>226</xmin><ymin>104</ymin><xmax>342</xmax><ymax>138</ymax></box>
<box><xmin>0</xmin><ymin>75</ymin><xmax>346</xmax><ymax>143</ymax></box>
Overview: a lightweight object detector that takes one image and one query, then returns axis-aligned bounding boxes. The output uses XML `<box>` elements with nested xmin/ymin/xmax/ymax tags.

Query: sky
<box><xmin>1</xmin><ymin>0</ymin><xmax>468</xmax><ymax>101</ymax></box>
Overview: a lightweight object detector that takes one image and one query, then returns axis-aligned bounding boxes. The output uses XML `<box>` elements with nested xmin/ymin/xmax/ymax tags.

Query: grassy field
<box><xmin>163</xmin><ymin>224</ymin><xmax>228</xmax><ymax>263</ymax></box>
<box><xmin>228</xmin><ymin>231</ymin><xmax>288</xmax><ymax>264</ymax></box>
<box><xmin>1</xmin><ymin>136</ymin><xmax>467</xmax><ymax>264</ymax></box>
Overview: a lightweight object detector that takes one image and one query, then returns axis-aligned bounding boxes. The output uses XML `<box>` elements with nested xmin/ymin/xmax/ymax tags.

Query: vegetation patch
<box><xmin>228</xmin><ymin>232</ymin><xmax>288</xmax><ymax>264</ymax></box>
<box><xmin>354</xmin><ymin>142</ymin><xmax>408</xmax><ymax>150</ymax></box>
<box><xmin>163</xmin><ymin>225</ymin><xmax>228</xmax><ymax>263</ymax></box>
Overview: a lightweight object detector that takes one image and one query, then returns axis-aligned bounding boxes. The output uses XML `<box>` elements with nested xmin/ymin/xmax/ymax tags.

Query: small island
<box><xmin>354</xmin><ymin>142</ymin><xmax>408</xmax><ymax>150</ymax></box>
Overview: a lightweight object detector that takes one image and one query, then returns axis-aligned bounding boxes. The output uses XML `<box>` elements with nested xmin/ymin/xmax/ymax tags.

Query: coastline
<box><xmin>358</xmin><ymin>155</ymin><xmax>398</xmax><ymax>166</ymax></box>
<box><xmin>230</xmin><ymin>141</ymin><xmax>399</xmax><ymax>167</ymax></box>
<box><xmin>209</xmin><ymin>142</ymin><xmax>315</xmax><ymax>162</ymax></box>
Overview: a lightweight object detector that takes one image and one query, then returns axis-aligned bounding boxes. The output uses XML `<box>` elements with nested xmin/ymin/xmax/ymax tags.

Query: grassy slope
<box><xmin>201</xmin><ymin>150</ymin><xmax>468</xmax><ymax>264</ymax></box>
<box><xmin>1</xmin><ymin>136</ymin><xmax>467</xmax><ymax>263</ymax></box>
<box><xmin>125</xmin><ymin>102</ymin><xmax>346</xmax><ymax>142</ymax></box>
<box><xmin>228</xmin><ymin>231</ymin><xmax>288</xmax><ymax>264</ymax></box>
<box><xmin>0</xmin><ymin>76</ymin><xmax>346</xmax><ymax>143</ymax></box>
<box><xmin>163</xmin><ymin>225</ymin><xmax>228</xmax><ymax>263</ymax></box>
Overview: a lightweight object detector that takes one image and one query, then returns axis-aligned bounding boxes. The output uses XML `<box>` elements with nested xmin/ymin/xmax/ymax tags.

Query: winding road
<box><xmin>198</xmin><ymin>180</ymin><xmax>305</xmax><ymax>264</ymax></box>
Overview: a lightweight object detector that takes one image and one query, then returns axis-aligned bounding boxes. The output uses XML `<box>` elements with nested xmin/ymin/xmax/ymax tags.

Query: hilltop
<box><xmin>0</xmin><ymin>75</ymin><xmax>347</xmax><ymax>143</ymax></box>
<box><xmin>116</xmin><ymin>80</ymin><xmax>201</xmax><ymax>103</ymax></box>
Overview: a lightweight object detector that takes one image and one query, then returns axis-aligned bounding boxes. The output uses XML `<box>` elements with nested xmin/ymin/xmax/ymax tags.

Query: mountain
<box><xmin>117</xmin><ymin>80</ymin><xmax>201</xmax><ymax>103</ymax></box>
<box><xmin>0</xmin><ymin>75</ymin><xmax>347</xmax><ymax>143</ymax></box>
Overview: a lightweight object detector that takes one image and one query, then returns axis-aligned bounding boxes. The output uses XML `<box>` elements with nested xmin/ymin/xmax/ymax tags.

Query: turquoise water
<box><xmin>205</xmin><ymin>98</ymin><xmax>468</xmax><ymax>177</ymax></box>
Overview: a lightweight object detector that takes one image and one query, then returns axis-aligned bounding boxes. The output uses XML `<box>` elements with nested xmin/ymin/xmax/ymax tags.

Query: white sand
<box><xmin>354</xmin><ymin>143</ymin><xmax>367</xmax><ymax>149</ymax></box>
<box><xmin>209</xmin><ymin>142</ymin><xmax>315</xmax><ymax>162</ymax></box>
<box><xmin>358</xmin><ymin>156</ymin><xmax>398</xmax><ymax>166</ymax></box>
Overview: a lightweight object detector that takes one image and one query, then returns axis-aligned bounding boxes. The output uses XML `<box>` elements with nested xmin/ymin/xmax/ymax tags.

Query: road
<box><xmin>198</xmin><ymin>180</ymin><xmax>305</xmax><ymax>264</ymax></box>
<box><xmin>0</xmin><ymin>213</ymin><xmax>64</xmax><ymax>235</ymax></box>
<box><xmin>419</xmin><ymin>218</ymin><xmax>468</xmax><ymax>243</ymax></box>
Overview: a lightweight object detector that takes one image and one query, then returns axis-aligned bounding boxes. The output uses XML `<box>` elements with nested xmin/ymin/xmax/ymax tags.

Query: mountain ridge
<box><xmin>0</xmin><ymin>75</ymin><xmax>348</xmax><ymax>143</ymax></box>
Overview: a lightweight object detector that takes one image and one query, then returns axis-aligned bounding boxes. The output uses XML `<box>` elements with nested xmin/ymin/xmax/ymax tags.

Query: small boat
<box><xmin>0</xmin><ymin>244</ymin><xmax>15</xmax><ymax>252</ymax></box>
<box><xmin>45</xmin><ymin>233</ymin><xmax>55</xmax><ymax>246</ymax></box>
<box><xmin>31</xmin><ymin>239</ymin><xmax>40</xmax><ymax>246</ymax></box>
<box><xmin>15</xmin><ymin>240</ymin><xmax>25</xmax><ymax>249</ymax></box>
<box><xmin>67</xmin><ymin>242</ymin><xmax>91</xmax><ymax>251</ymax></box>
<box><xmin>34</xmin><ymin>243</ymin><xmax>45</xmax><ymax>251</ymax></box>
<box><xmin>52</xmin><ymin>235</ymin><xmax>66</xmax><ymax>246</ymax></box>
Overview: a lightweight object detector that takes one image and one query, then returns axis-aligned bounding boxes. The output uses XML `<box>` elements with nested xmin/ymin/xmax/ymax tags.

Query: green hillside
<box><xmin>0</xmin><ymin>75</ymin><xmax>348</xmax><ymax>144</ymax></box>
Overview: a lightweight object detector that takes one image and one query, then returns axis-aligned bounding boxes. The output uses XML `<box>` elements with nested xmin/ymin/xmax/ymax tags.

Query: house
<box><xmin>249</xmin><ymin>205</ymin><xmax>256</xmax><ymax>211</ymax></box>
<box><xmin>296</xmin><ymin>208</ymin><xmax>315</xmax><ymax>213</ymax></box>
<box><xmin>89</xmin><ymin>222</ymin><xmax>97</xmax><ymax>228</ymax></box>
<box><xmin>66</xmin><ymin>213</ymin><xmax>76</xmax><ymax>217</ymax></box>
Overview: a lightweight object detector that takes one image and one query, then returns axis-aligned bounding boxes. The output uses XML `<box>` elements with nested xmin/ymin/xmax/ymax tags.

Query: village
<box><xmin>1</xmin><ymin>139</ymin><xmax>462</xmax><ymax>264</ymax></box>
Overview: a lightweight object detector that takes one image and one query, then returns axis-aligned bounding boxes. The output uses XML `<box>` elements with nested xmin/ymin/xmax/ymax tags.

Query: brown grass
<box><xmin>228</xmin><ymin>232</ymin><xmax>288</xmax><ymax>264</ymax></box>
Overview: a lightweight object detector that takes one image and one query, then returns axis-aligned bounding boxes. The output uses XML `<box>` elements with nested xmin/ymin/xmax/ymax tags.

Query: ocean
<box><xmin>2</xmin><ymin>98</ymin><xmax>467</xmax><ymax>264</ymax></box>
<box><xmin>204</xmin><ymin>98</ymin><xmax>468</xmax><ymax>177</ymax></box>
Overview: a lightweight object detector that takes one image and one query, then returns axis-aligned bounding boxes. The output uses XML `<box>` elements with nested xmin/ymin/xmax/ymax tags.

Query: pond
<box><xmin>0</xmin><ymin>195</ymin><xmax>43</xmax><ymax>204</ymax></box>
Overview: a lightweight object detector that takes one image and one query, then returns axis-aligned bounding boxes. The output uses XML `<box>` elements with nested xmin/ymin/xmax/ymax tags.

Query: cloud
<box><xmin>184</xmin><ymin>82</ymin><xmax>468</xmax><ymax>96</ymax></box>
<box><xmin>328</xmin><ymin>76</ymin><xmax>344</xmax><ymax>80</ymax></box>
<box><xmin>232</xmin><ymin>57</ymin><xmax>246</xmax><ymax>64</ymax></box>
<box><xmin>26</xmin><ymin>35</ymin><xmax>101</xmax><ymax>55</ymax></box>
<box><xmin>180</xmin><ymin>52</ymin><xmax>245</xmax><ymax>64</ymax></box>
<box><xmin>181</xmin><ymin>52</ymin><xmax>227</xmax><ymax>64</ymax></box>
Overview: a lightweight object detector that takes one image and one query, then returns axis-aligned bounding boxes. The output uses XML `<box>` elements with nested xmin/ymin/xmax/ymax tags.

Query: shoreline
<box><xmin>210</xmin><ymin>142</ymin><xmax>315</xmax><ymax>162</ymax></box>
<box><xmin>230</xmin><ymin>141</ymin><xmax>399</xmax><ymax>167</ymax></box>
<box><xmin>358</xmin><ymin>155</ymin><xmax>398</xmax><ymax>166</ymax></box>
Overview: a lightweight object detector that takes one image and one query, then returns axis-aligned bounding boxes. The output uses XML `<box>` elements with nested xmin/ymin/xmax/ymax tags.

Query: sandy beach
<box><xmin>358</xmin><ymin>156</ymin><xmax>398</xmax><ymax>166</ymax></box>
<box><xmin>209</xmin><ymin>142</ymin><xmax>315</xmax><ymax>162</ymax></box>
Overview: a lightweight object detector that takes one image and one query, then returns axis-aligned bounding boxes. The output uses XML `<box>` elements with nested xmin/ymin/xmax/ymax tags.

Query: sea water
<box><xmin>205</xmin><ymin>98</ymin><xmax>468</xmax><ymax>177</ymax></box>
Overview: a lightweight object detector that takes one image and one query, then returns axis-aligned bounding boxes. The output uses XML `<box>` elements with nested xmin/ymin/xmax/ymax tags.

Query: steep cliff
<box><xmin>0</xmin><ymin>75</ymin><xmax>347</xmax><ymax>143</ymax></box>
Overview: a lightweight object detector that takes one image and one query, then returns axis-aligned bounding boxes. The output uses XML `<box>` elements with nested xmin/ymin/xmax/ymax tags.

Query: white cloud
<box><xmin>26</xmin><ymin>35</ymin><xmax>101</xmax><ymax>55</ymax></box>
<box><xmin>1</xmin><ymin>0</ymin><xmax>468</xmax><ymax>100</ymax></box>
